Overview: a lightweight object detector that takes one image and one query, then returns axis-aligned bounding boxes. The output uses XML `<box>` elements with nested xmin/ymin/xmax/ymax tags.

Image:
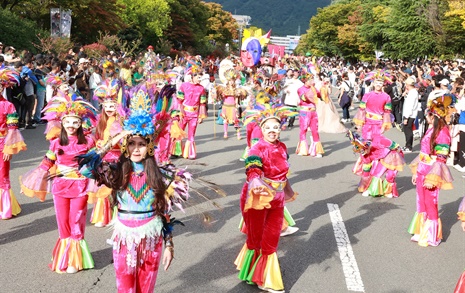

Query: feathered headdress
<box><xmin>347</xmin><ymin>130</ymin><xmax>371</xmax><ymax>155</ymax></box>
<box><xmin>243</xmin><ymin>101</ymin><xmax>298</xmax><ymax>127</ymax></box>
<box><xmin>299</xmin><ymin>73</ymin><xmax>314</xmax><ymax>82</ymax></box>
<box><xmin>45</xmin><ymin>74</ymin><xmax>65</xmax><ymax>88</ymax></box>
<box><xmin>364</xmin><ymin>69</ymin><xmax>392</xmax><ymax>84</ymax></box>
<box><xmin>224</xmin><ymin>68</ymin><xmax>237</xmax><ymax>81</ymax></box>
<box><xmin>0</xmin><ymin>68</ymin><xmax>20</xmax><ymax>88</ymax></box>
<box><xmin>93</xmin><ymin>79</ymin><xmax>121</xmax><ymax>105</ymax></box>
<box><xmin>429</xmin><ymin>95</ymin><xmax>453</xmax><ymax>118</ymax></box>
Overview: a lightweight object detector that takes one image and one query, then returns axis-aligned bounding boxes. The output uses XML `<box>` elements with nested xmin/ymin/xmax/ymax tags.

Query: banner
<box><xmin>268</xmin><ymin>44</ymin><xmax>286</xmax><ymax>57</ymax></box>
<box><xmin>50</xmin><ymin>8</ymin><xmax>72</xmax><ymax>38</ymax></box>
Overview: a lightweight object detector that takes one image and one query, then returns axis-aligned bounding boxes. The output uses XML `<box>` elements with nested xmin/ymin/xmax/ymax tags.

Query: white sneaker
<box><xmin>280</xmin><ymin>226</ymin><xmax>299</xmax><ymax>237</ymax></box>
<box><xmin>94</xmin><ymin>222</ymin><xmax>105</xmax><ymax>228</ymax></box>
<box><xmin>341</xmin><ymin>119</ymin><xmax>347</xmax><ymax>123</ymax></box>
<box><xmin>362</xmin><ymin>190</ymin><xmax>370</xmax><ymax>197</ymax></box>
<box><xmin>66</xmin><ymin>266</ymin><xmax>78</xmax><ymax>274</ymax></box>
<box><xmin>258</xmin><ymin>285</ymin><xmax>285</xmax><ymax>293</ymax></box>
<box><xmin>453</xmin><ymin>165</ymin><xmax>465</xmax><ymax>172</ymax></box>
<box><xmin>384</xmin><ymin>193</ymin><xmax>393</xmax><ymax>198</ymax></box>
<box><xmin>315</xmin><ymin>154</ymin><xmax>323</xmax><ymax>158</ymax></box>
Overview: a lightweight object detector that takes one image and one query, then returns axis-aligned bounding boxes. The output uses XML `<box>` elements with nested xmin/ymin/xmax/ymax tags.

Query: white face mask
<box><xmin>103</xmin><ymin>103</ymin><xmax>116</xmax><ymax>112</ymax></box>
<box><xmin>66</xmin><ymin>64</ymin><xmax>71</xmax><ymax>72</ymax></box>
<box><xmin>262</xmin><ymin>122</ymin><xmax>282</xmax><ymax>134</ymax></box>
<box><xmin>62</xmin><ymin>116</ymin><xmax>82</xmax><ymax>129</ymax></box>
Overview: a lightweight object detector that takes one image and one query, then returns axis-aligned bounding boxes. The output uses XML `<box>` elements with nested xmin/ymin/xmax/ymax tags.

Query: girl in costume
<box><xmin>78</xmin><ymin>84</ymin><xmax>191</xmax><ymax>292</ymax></box>
<box><xmin>20</xmin><ymin>95</ymin><xmax>97</xmax><ymax>273</ymax></box>
<box><xmin>296</xmin><ymin>73</ymin><xmax>324</xmax><ymax>157</ymax></box>
<box><xmin>89</xmin><ymin>80</ymin><xmax>123</xmax><ymax>227</ymax></box>
<box><xmin>348</xmin><ymin>130</ymin><xmax>405</xmax><ymax>198</ymax></box>
<box><xmin>234</xmin><ymin>105</ymin><xmax>298</xmax><ymax>293</ymax></box>
<box><xmin>0</xmin><ymin>69</ymin><xmax>27</xmax><ymax>219</ymax></box>
<box><xmin>408</xmin><ymin>95</ymin><xmax>453</xmax><ymax>247</ymax></box>
<box><xmin>215</xmin><ymin>68</ymin><xmax>248</xmax><ymax>139</ymax></box>
<box><xmin>353</xmin><ymin>69</ymin><xmax>392</xmax><ymax>141</ymax></box>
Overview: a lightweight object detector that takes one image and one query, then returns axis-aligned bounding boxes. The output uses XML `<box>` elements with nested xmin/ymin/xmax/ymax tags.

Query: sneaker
<box><xmin>454</xmin><ymin>165</ymin><xmax>465</xmax><ymax>172</ymax></box>
<box><xmin>341</xmin><ymin>119</ymin><xmax>347</xmax><ymax>123</ymax></box>
<box><xmin>94</xmin><ymin>222</ymin><xmax>105</xmax><ymax>228</ymax></box>
<box><xmin>258</xmin><ymin>285</ymin><xmax>285</xmax><ymax>293</ymax></box>
<box><xmin>315</xmin><ymin>154</ymin><xmax>323</xmax><ymax>158</ymax></box>
<box><xmin>25</xmin><ymin>124</ymin><xmax>36</xmax><ymax>129</ymax></box>
<box><xmin>384</xmin><ymin>193</ymin><xmax>393</xmax><ymax>198</ymax></box>
<box><xmin>18</xmin><ymin>122</ymin><xmax>25</xmax><ymax>130</ymax></box>
<box><xmin>362</xmin><ymin>190</ymin><xmax>370</xmax><ymax>197</ymax></box>
<box><xmin>402</xmin><ymin>147</ymin><xmax>412</xmax><ymax>153</ymax></box>
<box><xmin>395</xmin><ymin>123</ymin><xmax>403</xmax><ymax>131</ymax></box>
<box><xmin>66</xmin><ymin>266</ymin><xmax>78</xmax><ymax>274</ymax></box>
<box><xmin>280</xmin><ymin>226</ymin><xmax>299</xmax><ymax>237</ymax></box>
<box><xmin>38</xmin><ymin>120</ymin><xmax>47</xmax><ymax>125</ymax></box>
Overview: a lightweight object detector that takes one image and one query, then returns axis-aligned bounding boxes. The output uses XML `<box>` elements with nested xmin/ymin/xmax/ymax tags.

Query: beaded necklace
<box><xmin>127</xmin><ymin>162</ymin><xmax>149</xmax><ymax>203</ymax></box>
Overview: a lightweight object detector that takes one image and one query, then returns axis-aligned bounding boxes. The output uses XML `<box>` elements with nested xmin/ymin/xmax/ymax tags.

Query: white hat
<box><xmin>439</xmin><ymin>79</ymin><xmax>450</xmax><ymax>86</ymax></box>
<box><xmin>405</xmin><ymin>77</ymin><xmax>415</xmax><ymax>86</ymax></box>
<box><xmin>79</xmin><ymin>58</ymin><xmax>89</xmax><ymax>64</ymax></box>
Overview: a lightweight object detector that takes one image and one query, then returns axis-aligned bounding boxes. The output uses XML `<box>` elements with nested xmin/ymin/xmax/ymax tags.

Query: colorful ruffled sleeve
<box><xmin>353</xmin><ymin>99</ymin><xmax>366</xmax><ymax>127</ymax></box>
<box><xmin>3</xmin><ymin>112</ymin><xmax>27</xmax><ymax>154</ymax></box>
<box><xmin>424</xmin><ymin>130</ymin><xmax>453</xmax><ymax>190</ymax></box>
<box><xmin>382</xmin><ymin>99</ymin><xmax>393</xmax><ymax>131</ymax></box>
<box><xmin>20</xmin><ymin>149</ymin><xmax>57</xmax><ymax>201</ymax></box>
<box><xmin>458</xmin><ymin>196</ymin><xmax>465</xmax><ymax>222</ymax></box>
<box><xmin>243</xmin><ymin>155</ymin><xmax>275</xmax><ymax>212</ymax></box>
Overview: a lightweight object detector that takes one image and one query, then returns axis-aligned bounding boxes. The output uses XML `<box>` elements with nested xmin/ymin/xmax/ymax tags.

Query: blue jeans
<box><xmin>34</xmin><ymin>90</ymin><xmax>45</xmax><ymax>121</ymax></box>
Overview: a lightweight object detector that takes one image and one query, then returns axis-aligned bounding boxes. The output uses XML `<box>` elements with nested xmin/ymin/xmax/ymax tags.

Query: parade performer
<box><xmin>316</xmin><ymin>76</ymin><xmax>347</xmax><ymax>133</ymax></box>
<box><xmin>0</xmin><ymin>69</ymin><xmax>27</xmax><ymax>219</ymax></box>
<box><xmin>20</xmin><ymin>94</ymin><xmax>97</xmax><ymax>273</ymax></box>
<box><xmin>353</xmin><ymin>70</ymin><xmax>392</xmax><ymax>141</ymax></box>
<box><xmin>176</xmin><ymin>66</ymin><xmax>207</xmax><ymax>159</ymax></box>
<box><xmin>234</xmin><ymin>105</ymin><xmax>298</xmax><ymax>293</ymax></box>
<box><xmin>89</xmin><ymin>79</ymin><xmax>123</xmax><ymax>227</ymax></box>
<box><xmin>408</xmin><ymin>95</ymin><xmax>453</xmax><ymax>247</ymax></box>
<box><xmin>77</xmin><ymin>83</ymin><xmax>191</xmax><ymax>292</ymax></box>
<box><xmin>215</xmin><ymin>68</ymin><xmax>248</xmax><ymax>139</ymax></box>
<box><xmin>349</xmin><ymin>130</ymin><xmax>405</xmax><ymax>198</ymax></box>
<box><xmin>296</xmin><ymin>73</ymin><xmax>324</xmax><ymax>157</ymax></box>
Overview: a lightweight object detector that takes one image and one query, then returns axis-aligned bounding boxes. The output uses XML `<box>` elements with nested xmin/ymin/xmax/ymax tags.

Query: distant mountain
<box><xmin>205</xmin><ymin>0</ymin><xmax>332</xmax><ymax>36</ymax></box>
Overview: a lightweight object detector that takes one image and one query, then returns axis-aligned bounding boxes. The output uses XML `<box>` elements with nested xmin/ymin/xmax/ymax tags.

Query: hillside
<box><xmin>205</xmin><ymin>0</ymin><xmax>331</xmax><ymax>36</ymax></box>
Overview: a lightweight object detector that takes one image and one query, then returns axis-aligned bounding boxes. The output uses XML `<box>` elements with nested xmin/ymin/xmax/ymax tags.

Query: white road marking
<box><xmin>327</xmin><ymin>203</ymin><xmax>365</xmax><ymax>292</ymax></box>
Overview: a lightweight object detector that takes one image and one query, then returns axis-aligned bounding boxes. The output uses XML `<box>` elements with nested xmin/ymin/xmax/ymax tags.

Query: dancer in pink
<box><xmin>235</xmin><ymin>106</ymin><xmax>298</xmax><ymax>293</ymax></box>
<box><xmin>0</xmin><ymin>69</ymin><xmax>27</xmax><ymax>219</ymax></box>
<box><xmin>90</xmin><ymin>79</ymin><xmax>123</xmax><ymax>227</ymax></box>
<box><xmin>349</xmin><ymin>131</ymin><xmax>404</xmax><ymax>198</ymax></box>
<box><xmin>353</xmin><ymin>70</ymin><xmax>392</xmax><ymax>141</ymax></box>
<box><xmin>78</xmin><ymin>84</ymin><xmax>191</xmax><ymax>292</ymax></box>
<box><xmin>215</xmin><ymin>68</ymin><xmax>247</xmax><ymax>139</ymax></box>
<box><xmin>20</xmin><ymin>94</ymin><xmax>97</xmax><ymax>273</ymax></box>
<box><xmin>296</xmin><ymin>73</ymin><xmax>324</xmax><ymax>157</ymax></box>
<box><xmin>176</xmin><ymin>66</ymin><xmax>207</xmax><ymax>159</ymax></box>
<box><xmin>408</xmin><ymin>95</ymin><xmax>453</xmax><ymax>247</ymax></box>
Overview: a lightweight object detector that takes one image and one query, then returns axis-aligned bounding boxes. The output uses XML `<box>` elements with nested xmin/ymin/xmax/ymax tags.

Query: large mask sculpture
<box><xmin>241</xmin><ymin>37</ymin><xmax>262</xmax><ymax>67</ymax></box>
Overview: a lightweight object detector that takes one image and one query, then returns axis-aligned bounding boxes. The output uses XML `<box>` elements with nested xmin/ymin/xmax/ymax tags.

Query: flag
<box><xmin>259</xmin><ymin>29</ymin><xmax>272</xmax><ymax>47</ymax></box>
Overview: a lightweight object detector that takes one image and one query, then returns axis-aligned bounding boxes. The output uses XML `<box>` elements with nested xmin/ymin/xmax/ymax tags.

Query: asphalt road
<box><xmin>1</xmin><ymin>95</ymin><xmax>464</xmax><ymax>293</ymax></box>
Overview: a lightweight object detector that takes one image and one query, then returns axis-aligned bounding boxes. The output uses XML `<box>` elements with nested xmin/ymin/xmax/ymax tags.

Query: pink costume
<box><xmin>408</xmin><ymin>127</ymin><xmax>453</xmax><ymax>247</ymax></box>
<box><xmin>90</xmin><ymin>115</ymin><xmax>122</xmax><ymax>226</ymax></box>
<box><xmin>240</xmin><ymin>121</ymin><xmax>263</xmax><ymax>160</ymax></box>
<box><xmin>234</xmin><ymin>138</ymin><xmax>297</xmax><ymax>292</ymax></box>
<box><xmin>353</xmin><ymin>135</ymin><xmax>404</xmax><ymax>197</ymax></box>
<box><xmin>20</xmin><ymin>135</ymin><xmax>96</xmax><ymax>272</ymax></box>
<box><xmin>296</xmin><ymin>85</ymin><xmax>324</xmax><ymax>156</ymax></box>
<box><xmin>176</xmin><ymin>82</ymin><xmax>207</xmax><ymax>159</ymax></box>
<box><xmin>353</xmin><ymin>91</ymin><xmax>392</xmax><ymax>141</ymax></box>
<box><xmin>455</xmin><ymin>200</ymin><xmax>465</xmax><ymax>292</ymax></box>
<box><xmin>216</xmin><ymin>84</ymin><xmax>247</xmax><ymax>138</ymax></box>
<box><xmin>0</xmin><ymin>97</ymin><xmax>27</xmax><ymax>219</ymax></box>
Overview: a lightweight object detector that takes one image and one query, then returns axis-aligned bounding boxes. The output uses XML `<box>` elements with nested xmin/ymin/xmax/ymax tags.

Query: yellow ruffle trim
<box><xmin>424</xmin><ymin>174</ymin><xmax>453</xmax><ymax>190</ymax></box>
<box><xmin>3</xmin><ymin>141</ymin><xmax>27</xmax><ymax>155</ymax></box>
<box><xmin>243</xmin><ymin>185</ymin><xmax>275</xmax><ymax>212</ymax></box>
<box><xmin>19</xmin><ymin>176</ymin><xmax>47</xmax><ymax>202</ymax></box>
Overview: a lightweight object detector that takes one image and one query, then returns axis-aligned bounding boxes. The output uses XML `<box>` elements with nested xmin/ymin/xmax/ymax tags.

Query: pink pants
<box><xmin>415</xmin><ymin>174</ymin><xmax>439</xmax><ymax>220</ymax></box>
<box><xmin>113</xmin><ymin>237</ymin><xmax>163</xmax><ymax>293</ymax></box>
<box><xmin>53</xmin><ymin>195</ymin><xmax>88</xmax><ymax>240</ymax></box>
<box><xmin>179</xmin><ymin>113</ymin><xmax>199</xmax><ymax>142</ymax></box>
<box><xmin>299</xmin><ymin>110</ymin><xmax>320</xmax><ymax>143</ymax></box>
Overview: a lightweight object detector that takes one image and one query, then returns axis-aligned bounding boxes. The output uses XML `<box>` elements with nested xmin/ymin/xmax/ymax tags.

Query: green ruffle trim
<box><xmin>245</xmin><ymin>155</ymin><xmax>263</xmax><ymax>169</ymax></box>
<box><xmin>80</xmin><ymin>239</ymin><xmax>95</xmax><ymax>269</ymax></box>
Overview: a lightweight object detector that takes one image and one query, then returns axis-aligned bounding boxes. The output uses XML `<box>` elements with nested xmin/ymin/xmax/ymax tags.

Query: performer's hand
<box><xmin>411</xmin><ymin>175</ymin><xmax>417</xmax><ymax>185</ymax></box>
<box><xmin>380</xmin><ymin>125</ymin><xmax>386</xmax><ymax>134</ymax></box>
<box><xmin>197</xmin><ymin>118</ymin><xmax>203</xmax><ymax>124</ymax></box>
<box><xmin>403</xmin><ymin>119</ymin><xmax>408</xmax><ymax>125</ymax></box>
<box><xmin>423</xmin><ymin>182</ymin><xmax>434</xmax><ymax>189</ymax></box>
<box><xmin>3</xmin><ymin>153</ymin><xmax>11</xmax><ymax>162</ymax></box>
<box><xmin>163</xmin><ymin>247</ymin><xmax>173</xmax><ymax>271</ymax></box>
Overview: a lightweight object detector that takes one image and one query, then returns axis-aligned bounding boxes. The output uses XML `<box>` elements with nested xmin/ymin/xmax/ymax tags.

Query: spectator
<box><xmin>21</xmin><ymin>58</ymin><xmax>38</xmax><ymax>129</ymax></box>
<box><xmin>402</xmin><ymin>77</ymin><xmax>419</xmax><ymax>152</ymax></box>
<box><xmin>33</xmin><ymin>59</ymin><xmax>47</xmax><ymax>124</ymax></box>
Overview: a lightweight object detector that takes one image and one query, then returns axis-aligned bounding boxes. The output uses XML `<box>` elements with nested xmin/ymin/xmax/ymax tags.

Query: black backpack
<box><xmin>344</xmin><ymin>81</ymin><xmax>355</xmax><ymax>98</ymax></box>
<box><xmin>392</xmin><ymin>83</ymin><xmax>401</xmax><ymax>101</ymax></box>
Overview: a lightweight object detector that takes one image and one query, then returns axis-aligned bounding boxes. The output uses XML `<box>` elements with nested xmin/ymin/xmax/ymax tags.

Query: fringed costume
<box><xmin>0</xmin><ymin>69</ymin><xmax>27</xmax><ymax>219</ymax></box>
